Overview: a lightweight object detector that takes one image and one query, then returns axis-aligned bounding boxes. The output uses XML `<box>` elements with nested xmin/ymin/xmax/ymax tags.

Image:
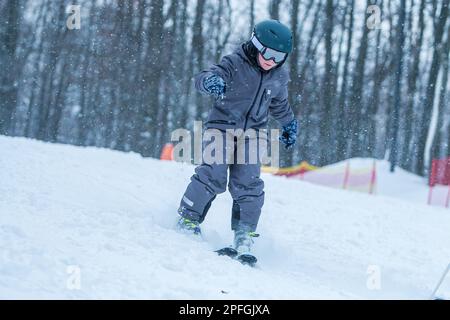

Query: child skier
<box><xmin>176</xmin><ymin>20</ymin><xmax>298</xmax><ymax>263</ymax></box>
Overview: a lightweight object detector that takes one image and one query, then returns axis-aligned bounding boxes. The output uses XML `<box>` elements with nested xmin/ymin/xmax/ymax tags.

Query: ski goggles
<box><xmin>251</xmin><ymin>35</ymin><xmax>287</xmax><ymax>64</ymax></box>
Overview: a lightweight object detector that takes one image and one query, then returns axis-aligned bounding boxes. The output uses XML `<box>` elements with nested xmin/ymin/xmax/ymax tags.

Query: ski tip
<box><xmin>237</xmin><ymin>254</ymin><xmax>258</xmax><ymax>267</ymax></box>
<box><xmin>215</xmin><ymin>247</ymin><xmax>238</xmax><ymax>258</ymax></box>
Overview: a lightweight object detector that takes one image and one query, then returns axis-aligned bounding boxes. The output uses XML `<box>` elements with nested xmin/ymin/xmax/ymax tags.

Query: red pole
<box><xmin>447</xmin><ymin>158</ymin><xmax>450</xmax><ymax>208</ymax></box>
<box><xmin>428</xmin><ymin>159</ymin><xmax>437</xmax><ymax>205</ymax></box>
<box><xmin>369</xmin><ymin>160</ymin><xmax>377</xmax><ymax>194</ymax></box>
<box><xmin>445</xmin><ymin>185</ymin><xmax>450</xmax><ymax>208</ymax></box>
<box><xmin>428</xmin><ymin>186</ymin><xmax>434</xmax><ymax>206</ymax></box>
<box><xmin>343</xmin><ymin>161</ymin><xmax>350</xmax><ymax>190</ymax></box>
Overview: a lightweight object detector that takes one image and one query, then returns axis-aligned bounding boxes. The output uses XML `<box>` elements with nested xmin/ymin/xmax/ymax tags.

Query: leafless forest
<box><xmin>0</xmin><ymin>0</ymin><xmax>449</xmax><ymax>175</ymax></box>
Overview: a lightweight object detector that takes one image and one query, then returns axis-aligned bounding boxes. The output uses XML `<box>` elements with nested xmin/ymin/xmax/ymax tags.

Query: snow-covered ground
<box><xmin>1</xmin><ymin>136</ymin><xmax>449</xmax><ymax>299</ymax></box>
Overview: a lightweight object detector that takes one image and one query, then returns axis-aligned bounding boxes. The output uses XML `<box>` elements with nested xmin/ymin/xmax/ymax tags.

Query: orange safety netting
<box><xmin>263</xmin><ymin>160</ymin><xmax>377</xmax><ymax>194</ymax></box>
<box><xmin>261</xmin><ymin>161</ymin><xmax>318</xmax><ymax>176</ymax></box>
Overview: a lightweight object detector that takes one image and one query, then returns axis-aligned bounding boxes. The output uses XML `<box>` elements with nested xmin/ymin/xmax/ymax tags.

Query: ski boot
<box><xmin>233</xmin><ymin>229</ymin><xmax>259</xmax><ymax>266</ymax></box>
<box><xmin>176</xmin><ymin>216</ymin><xmax>202</xmax><ymax>236</ymax></box>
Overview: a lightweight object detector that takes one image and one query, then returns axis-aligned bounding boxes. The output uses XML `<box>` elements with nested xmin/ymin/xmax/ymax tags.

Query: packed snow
<box><xmin>1</xmin><ymin>136</ymin><xmax>449</xmax><ymax>299</ymax></box>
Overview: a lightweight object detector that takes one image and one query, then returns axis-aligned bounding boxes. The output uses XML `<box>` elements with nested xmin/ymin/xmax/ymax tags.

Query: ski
<box><xmin>215</xmin><ymin>247</ymin><xmax>258</xmax><ymax>267</ymax></box>
<box><xmin>215</xmin><ymin>247</ymin><xmax>238</xmax><ymax>258</ymax></box>
<box><xmin>236</xmin><ymin>253</ymin><xmax>258</xmax><ymax>267</ymax></box>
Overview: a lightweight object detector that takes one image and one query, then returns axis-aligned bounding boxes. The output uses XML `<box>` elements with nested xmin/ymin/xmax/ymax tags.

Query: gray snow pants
<box><xmin>178</xmin><ymin>130</ymin><xmax>265</xmax><ymax>232</ymax></box>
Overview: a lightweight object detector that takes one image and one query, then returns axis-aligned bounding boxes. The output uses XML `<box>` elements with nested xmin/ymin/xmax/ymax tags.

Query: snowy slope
<box><xmin>1</xmin><ymin>136</ymin><xmax>450</xmax><ymax>299</ymax></box>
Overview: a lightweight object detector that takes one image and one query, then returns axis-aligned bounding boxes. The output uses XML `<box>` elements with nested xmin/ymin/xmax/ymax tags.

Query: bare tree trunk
<box><xmin>192</xmin><ymin>0</ymin><xmax>206</xmax><ymax>122</ymax></box>
<box><xmin>297</xmin><ymin>1</ymin><xmax>324</xmax><ymax>163</ymax></box>
<box><xmin>389</xmin><ymin>0</ymin><xmax>406</xmax><ymax>172</ymax></box>
<box><xmin>158</xmin><ymin>0</ymin><xmax>180</xmax><ymax>155</ymax></box>
<box><xmin>178</xmin><ymin>0</ymin><xmax>190</xmax><ymax>129</ymax></box>
<box><xmin>329</xmin><ymin>2</ymin><xmax>348</xmax><ymax>163</ymax></box>
<box><xmin>249</xmin><ymin>0</ymin><xmax>255</xmax><ymax>33</ymax></box>
<box><xmin>298</xmin><ymin>1</ymin><xmax>324</xmax><ymax>98</ymax></box>
<box><xmin>268</xmin><ymin>0</ymin><xmax>281</xmax><ymax>20</ymax></box>
<box><xmin>130</xmin><ymin>0</ymin><xmax>149</xmax><ymax>151</ymax></box>
<box><xmin>24</xmin><ymin>0</ymin><xmax>50</xmax><ymax>138</ymax></box>
<box><xmin>143</xmin><ymin>0</ymin><xmax>165</xmax><ymax>156</ymax></box>
<box><xmin>366</xmin><ymin>23</ymin><xmax>384</xmax><ymax>158</ymax></box>
<box><xmin>36</xmin><ymin>1</ymin><xmax>68</xmax><ymax>141</ymax></box>
<box><xmin>0</xmin><ymin>0</ymin><xmax>21</xmax><ymax>135</ymax></box>
<box><xmin>320</xmin><ymin>0</ymin><xmax>335</xmax><ymax>165</ymax></box>
<box><xmin>348</xmin><ymin>0</ymin><xmax>369</xmax><ymax>157</ymax></box>
<box><xmin>287</xmin><ymin>0</ymin><xmax>300</xmax><ymax>165</ymax></box>
<box><xmin>430</xmin><ymin>24</ymin><xmax>450</xmax><ymax>161</ymax></box>
<box><xmin>401</xmin><ymin>0</ymin><xmax>425</xmax><ymax>170</ymax></box>
<box><xmin>336</xmin><ymin>0</ymin><xmax>354</xmax><ymax>161</ymax></box>
<box><xmin>416</xmin><ymin>0</ymin><xmax>449</xmax><ymax>175</ymax></box>
<box><xmin>77</xmin><ymin>2</ymin><xmax>98</xmax><ymax>145</ymax></box>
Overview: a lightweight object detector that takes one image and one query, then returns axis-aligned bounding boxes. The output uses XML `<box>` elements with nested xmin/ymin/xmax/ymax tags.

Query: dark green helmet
<box><xmin>253</xmin><ymin>20</ymin><xmax>293</xmax><ymax>53</ymax></box>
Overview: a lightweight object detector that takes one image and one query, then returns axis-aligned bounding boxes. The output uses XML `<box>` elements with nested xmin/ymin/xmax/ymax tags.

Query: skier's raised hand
<box><xmin>279</xmin><ymin>119</ymin><xmax>298</xmax><ymax>150</ymax></box>
<box><xmin>203</xmin><ymin>74</ymin><xmax>226</xmax><ymax>99</ymax></box>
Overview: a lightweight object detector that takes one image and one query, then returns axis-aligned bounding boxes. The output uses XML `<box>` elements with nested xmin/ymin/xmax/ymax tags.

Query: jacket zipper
<box><xmin>254</xmin><ymin>89</ymin><xmax>267</xmax><ymax>119</ymax></box>
<box><xmin>244</xmin><ymin>71</ymin><xmax>263</xmax><ymax>130</ymax></box>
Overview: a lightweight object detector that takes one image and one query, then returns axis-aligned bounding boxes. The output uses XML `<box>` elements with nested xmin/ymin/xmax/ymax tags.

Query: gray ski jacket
<box><xmin>195</xmin><ymin>45</ymin><xmax>295</xmax><ymax>131</ymax></box>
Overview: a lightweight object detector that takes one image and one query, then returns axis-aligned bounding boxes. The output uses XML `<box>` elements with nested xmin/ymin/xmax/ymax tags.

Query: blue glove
<box><xmin>279</xmin><ymin>119</ymin><xmax>298</xmax><ymax>150</ymax></box>
<box><xmin>203</xmin><ymin>74</ymin><xmax>226</xmax><ymax>98</ymax></box>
